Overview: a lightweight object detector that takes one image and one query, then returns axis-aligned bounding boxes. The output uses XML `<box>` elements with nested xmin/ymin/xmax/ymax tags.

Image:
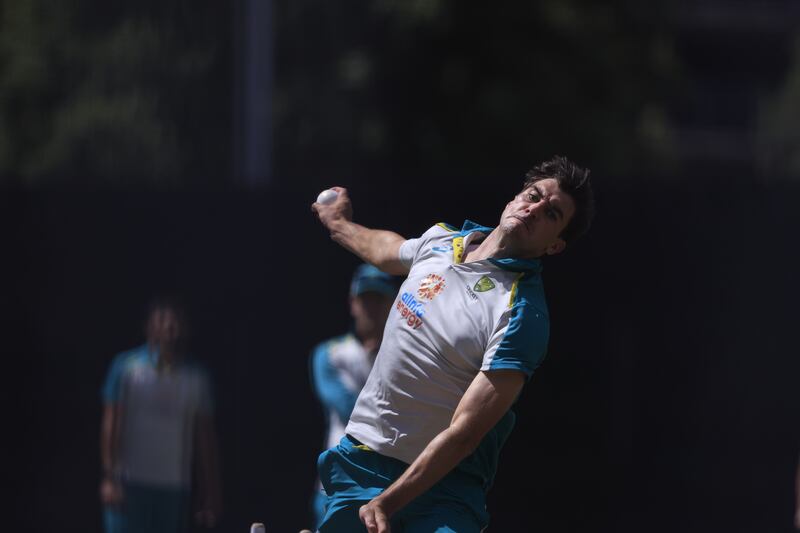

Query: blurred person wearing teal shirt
<box><xmin>100</xmin><ymin>297</ymin><xmax>221</xmax><ymax>533</ymax></box>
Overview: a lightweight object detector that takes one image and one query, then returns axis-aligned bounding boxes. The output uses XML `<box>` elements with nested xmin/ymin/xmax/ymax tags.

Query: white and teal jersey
<box><xmin>310</xmin><ymin>333</ymin><xmax>374</xmax><ymax>450</ymax></box>
<box><xmin>346</xmin><ymin>220</ymin><xmax>550</xmax><ymax>484</ymax></box>
<box><xmin>101</xmin><ymin>345</ymin><xmax>213</xmax><ymax>488</ymax></box>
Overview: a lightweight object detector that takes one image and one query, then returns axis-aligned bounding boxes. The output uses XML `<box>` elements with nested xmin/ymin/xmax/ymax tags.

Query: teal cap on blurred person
<box><xmin>350</xmin><ymin>264</ymin><xmax>397</xmax><ymax>297</ymax></box>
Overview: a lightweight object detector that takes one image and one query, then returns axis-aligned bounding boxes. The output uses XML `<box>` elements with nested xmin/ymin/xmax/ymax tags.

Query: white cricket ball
<box><xmin>316</xmin><ymin>189</ymin><xmax>339</xmax><ymax>205</ymax></box>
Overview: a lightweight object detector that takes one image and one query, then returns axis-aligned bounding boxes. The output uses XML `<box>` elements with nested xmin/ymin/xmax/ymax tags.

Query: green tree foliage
<box><xmin>1</xmin><ymin>0</ymin><xmax>682</xmax><ymax>186</ymax></box>
<box><xmin>273</xmin><ymin>0</ymin><xmax>682</xmax><ymax>180</ymax></box>
<box><xmin>0</xmin><ymin>0</ymin><xmax>224</xmax><ymax>186</ymax></box>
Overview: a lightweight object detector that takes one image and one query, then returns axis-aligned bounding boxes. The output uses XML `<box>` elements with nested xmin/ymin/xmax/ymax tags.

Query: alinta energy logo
<box><xmin>396</xmin><ymin>273</ymin><xmax>446</xmax><ymax>330</ymax></box>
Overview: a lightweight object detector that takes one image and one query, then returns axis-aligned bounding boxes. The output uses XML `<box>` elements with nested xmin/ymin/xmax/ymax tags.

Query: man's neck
<box><xmin>149</xmin><ymin>342</ymin><xmax>180</xmax><ymax>370</ymax></box>
<box><xmin>463</xmin><ymin>228</ymin><xmax>514</xmax><ymax>263</ymax></box>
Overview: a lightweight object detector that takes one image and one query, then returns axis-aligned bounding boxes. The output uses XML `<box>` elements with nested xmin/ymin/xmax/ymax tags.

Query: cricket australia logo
<box><xmin>473</xmin><ymin>276</ymin><xmax>495</xmax><ymax>292</ymax></box>
<box><xmin>417</xmin><ymin>274</ymin><xmax>446</xmax><ymax>301</ymax></box>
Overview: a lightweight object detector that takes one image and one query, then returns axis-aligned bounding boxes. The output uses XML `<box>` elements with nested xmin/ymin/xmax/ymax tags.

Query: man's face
<box><xmin>145</xmin><ymin>307</ymin><xmax>183</xmax><ymax>348</ymax></box>
<box><xmin>498</xmin><ymin>178</ymin><xmax>576</xmax><ymax>258</ymax></box>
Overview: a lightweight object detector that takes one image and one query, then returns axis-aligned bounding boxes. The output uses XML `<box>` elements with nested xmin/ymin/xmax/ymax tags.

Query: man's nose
<box><xmin>523</xmin><ymin>202</ymin><xmax>541</xmax><ymax>217</ymax></box>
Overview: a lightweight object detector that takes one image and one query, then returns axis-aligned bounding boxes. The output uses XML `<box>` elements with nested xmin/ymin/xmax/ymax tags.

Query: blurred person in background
<box><xmin>308</xmin><ymin>264</ymin><xmax>399</xmax><ymax>530</ymax></box>
<box><xmin>99</xmin><ymin>296</ymin><xmax>222</xmax><ymax>533</ymax></box>
<box><xmin>311</xmin><ymin>156</ymin><xmax>594</xmax><ymax>532</ymax></box>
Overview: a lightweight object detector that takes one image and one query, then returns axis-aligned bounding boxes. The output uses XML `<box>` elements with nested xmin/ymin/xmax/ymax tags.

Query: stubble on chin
<box><xmin>494</xmin><ymin>219</ymin><xmax>523</xmax><ymax>252</ymax></box>
<box><xmin>504</xmin><ymin>215</ymin><xmax>531</xmax><ymax>236</ymax></box>
<box><xmin>500</xmin><ymin>214</ymin><xmax>522</xmax><ymax>232</ymax></box>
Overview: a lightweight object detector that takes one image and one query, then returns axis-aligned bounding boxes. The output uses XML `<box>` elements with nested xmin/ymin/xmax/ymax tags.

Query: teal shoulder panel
<box><xmin>489</xmin><ymin>275</ymin><xmax>550</xmax><ymax>378</ymax></box>
<box><xmin>100</xmin><ymin>345</ymin><xmax>148</xmax><ymax>403</ymax></box>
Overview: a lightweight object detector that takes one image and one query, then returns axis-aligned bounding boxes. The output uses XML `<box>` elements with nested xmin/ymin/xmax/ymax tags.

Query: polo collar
<box><xmin>453</xmin><ymin>219</ymin><xmax>543</xmax><ymax>275</ymax></box>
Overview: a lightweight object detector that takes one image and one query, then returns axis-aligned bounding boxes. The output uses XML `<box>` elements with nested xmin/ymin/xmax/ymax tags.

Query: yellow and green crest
<box><xmin>473</xmin><ymin>276</ymin><xmax>495</xmax><ymax>292</ymax></box>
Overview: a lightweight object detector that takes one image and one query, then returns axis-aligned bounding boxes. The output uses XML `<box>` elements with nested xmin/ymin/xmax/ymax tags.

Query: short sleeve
<box><xmin>398</xmin><ymin>237</ymin><xmax>422</xmax><ymax>268</ymax></box>
<box><xmin>482</xmin><ymin>285</ymin><xmax>550</xmax><ymax>379</ymax></box>
<box><xmin>398</xmin><ymin>223</ymin><xmax>457</xmax><ymax>268</ymax></box>
<box><xmin>100</xmin><ymin>353</ymin><xmax>129</xmax><ymax>404</ymax></box>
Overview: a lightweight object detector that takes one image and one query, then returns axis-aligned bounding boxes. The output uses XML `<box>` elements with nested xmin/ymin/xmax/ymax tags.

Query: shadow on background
<box><xmin>6</xmin><ymin>174</ymin><xmax>800</xmax><ymax>532</ymax></box>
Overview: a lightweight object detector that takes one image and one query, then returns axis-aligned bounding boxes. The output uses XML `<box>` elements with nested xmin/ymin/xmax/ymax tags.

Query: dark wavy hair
<box><xmin>523</xmin><ymin>155</ymin><xmax>594</xmax><ymax>243</ymax></box>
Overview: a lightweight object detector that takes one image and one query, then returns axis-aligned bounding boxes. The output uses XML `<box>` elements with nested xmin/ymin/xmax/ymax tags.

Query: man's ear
<box><xmin>545</xmin><ymin>237</ymin><xmax>566</xmax><ymax>256</ymax></box>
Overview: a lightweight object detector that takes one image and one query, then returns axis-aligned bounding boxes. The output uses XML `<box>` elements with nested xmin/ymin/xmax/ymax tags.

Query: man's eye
<box><xmin>528</xmin><ymin>193</ymin><xmax>540</xmax><ymax>202</ymax></box>
<box><xmin>546</xmin><ymin>209</ymin><xmax>557</xmax><ymax>220</ymax></box>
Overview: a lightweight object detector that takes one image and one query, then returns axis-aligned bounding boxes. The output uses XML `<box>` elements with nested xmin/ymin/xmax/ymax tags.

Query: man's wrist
<box><xmin>372</xmin><ymin>492</ymin><xmax>399</xmax><ymax>518</ymax></box>
<box><xmin>327</xmin><ymin>217</ymin><xmax>351</xmax><ymax>237</ymax></box>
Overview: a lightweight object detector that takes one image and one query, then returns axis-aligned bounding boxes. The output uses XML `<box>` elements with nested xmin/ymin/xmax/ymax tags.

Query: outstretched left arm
<box><xmin>358</xmin><ymin>369</ymin><xmax>526</xmax><ymax>533</ymax></box>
